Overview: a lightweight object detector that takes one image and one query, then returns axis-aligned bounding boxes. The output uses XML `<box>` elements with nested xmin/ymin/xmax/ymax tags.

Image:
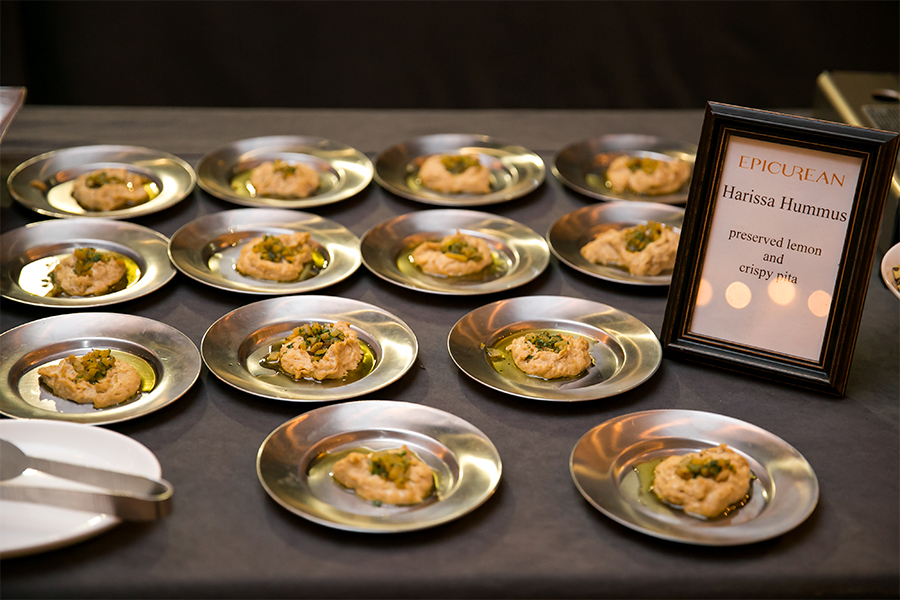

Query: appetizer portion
<box><xmin>38</xmin><ymin>349</ymin><xmax>141</xmax><ymax>409</ymax></box>
<box><xmin>270</xmin><ymin>321</ymin><xmax>362</xmax><ymax>381</ymax></box>
<box><xmin>332</xmin><ymin>445</ymin><xmax>436</xmax><ymax>505</ymax></box>
<box><xmin>604</xmin><ymin>155</ymin><xmax>691</xmax><ymax>196</ymax></box>
<box><xmin>580</xmin><ymin>221</ymin><xmax>679</xmax><ymax>276</ymax></box>
<box><xmin>419</xmin><ymin>154</ymin><xmax>491</xmax><ymax>194</ymax></box>
<box><xmin>49</xmin><ymin>247</ymin><xmax>127</xmax><ymax>297</ymax></box>
<box><xmin>507</xmin><ymin>330</ymin><xmax>592</xmax><ymax>379</ymax></box>
<box><xmin>249</xmin><ymin>159</ymin><xmax>319</xmax><ymax>198</ymax></box>
<box><xmin>892</xmin><ymin>264</ymin><xmax>900</xmax><ymax>292</ymax></box>
<box><xmin>652</xmin><ymin>444</ymin><xmax>752</xmax><ymax>519</ymax></box>
<box><xmin>72</xmin><ymin>168</ymin><xmax>150</xmax><ymax>211</ymax></box>
<box><xmin>411</xmin><ymin>231</ymin><xmax>493</xmax><ymax>277</ymax></box>
<box><xmin>235</xmin><ymin>233</ymin><xmax>314</xmax><ymax>282</ymax></box>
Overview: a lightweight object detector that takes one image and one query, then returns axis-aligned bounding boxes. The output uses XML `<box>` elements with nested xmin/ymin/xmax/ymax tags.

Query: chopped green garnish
<box><xmin>675</xmin><ymin>456</ymin><xmax>736</xmax><ymax>480</ymax></box>
<box><xmin>440</xmin><ymin>233</ymin><xmax>482</xmax><ymax>262</ymax></box>
<box><xmin>273</xmin><ymin>159</ymin><xmax>297</xmax><ymax>177</ymax></box>
<box><xmin>440</xmin><ymin>154</ymin><xmax>480</xmax><ymax>174</ymax></box>
<box><xmin>624</xmin><ymin>221</ymin><xmax>667</xmax><ymax>253</ymax></box>
<box><xmin>252</xmin><ymin>235</ymin><xmax>305</xmax><ymax>263</ymax></box>
<box><xmin>85</xmin><ymin>172</ymin><xmax>124</xmax><ymax>188</ymax></box>
<box><xmin>525</xmin><ymin>331</ymin><xmax>569</xmax><ymax>354</ymax></box>
<box><xmin>67</xmin><ymin>349</ymin><xmax>116</xmax><ymax>384</ymax></box>
<box><xmin>625</xmin><ymin>156</ymin><xmax>660</xmax><ymax>174</ymax></box>
<box><xmin>271</xmin><ymin>322</ymin><xmax>347</xmax><ymax>362</ymax></box>
<box><xmin>71</xmin><ymin>247</ymin><xmax>110</xmax><ymax>275</ymax></box>
<box><xmin>370</xmin><ymin>449</ymin><xmax>411</xmax><ymax>487</ymax></box>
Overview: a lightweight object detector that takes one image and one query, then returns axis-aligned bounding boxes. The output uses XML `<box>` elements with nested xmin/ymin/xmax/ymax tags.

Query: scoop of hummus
<box><xmin>418</xmin><ymin>154</ymin><xmax>491</xmax><ymax>194</ymax></box>
<box><xmin>249</xmin><ymin>160</ymin><xmax>319</xmax><ymax>198</ymax></box>
<box><xmin>274</xmin><ymin>321</ymin><xmax>362</xmax><ymax>381</ymax></box>
<box><xmin>580</xmin><ymin>221</ymin><xmax>679</xmax><ymax>276</ymax></box>
<box><xmin>72</xmin><ymin>168</ymin><xmax>150</xmax><ymax>211</ymax></box>
<box><xmin>411</xmin><ymin>231</ymin><xmax>493</xmax><ymax>277</ymax></box>
<box><xmin>332</xmin><ymin>446</ymin><xmax>435</xmax><ymax>505</ymax></box>
<box><xmin>50</xmin><ymin>247</ymin><xmax>127</xmax><ymax>296</ymax></box>
<box><xmin>507</xmin><ymin>330</ymin><xmax>592</xmax><ymax>379</ymax></box>
<box><xmin>605</xmin><ymin>155</ymin><xmax>691</xmax><ymax>196</ymax></box>
<box><xmin>38</xmin><ymin>349</ymin><xmax>142</xmax><ymax>409</ymax></box>
<box><xmin>235</xmin><ymin>232</ymin><xmax>314</xmax><ymax>282</ymax></box>
<box><xmin>652</xmin><ymin>444</ymin><xmax>752</xmax><ymax>518</ymax></box>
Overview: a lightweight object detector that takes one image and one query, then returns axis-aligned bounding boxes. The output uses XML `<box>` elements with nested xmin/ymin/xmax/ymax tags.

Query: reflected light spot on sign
<box><xmin>725</xmin><ymin>281</ymin><xmax>752</xmax><ymax>309</ymax></box>
<box><xmin>808</xmin><ymin>290</ymin><xmax>832</xmax><ymax>317</ymax></box>
<box><xmin>767</xmin><ymin>279</ymin><xmax>796</xmax><ymax>306</ymax></box>
<box><xmin>696</xmin><ymin>278</ymin><xmax>713</xmax><ymax>307</ymax></box>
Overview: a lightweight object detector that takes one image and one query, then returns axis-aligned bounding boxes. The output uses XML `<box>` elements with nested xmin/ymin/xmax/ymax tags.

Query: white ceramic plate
<box><xmin>0</xmin><ymin>419</ymin><xmax>162</xmax><ymax>558</ymax></box>
<box><xmin>880</xmin><ymin>242</ymin><xmax>900</xmax><ymax>300</ymax></box>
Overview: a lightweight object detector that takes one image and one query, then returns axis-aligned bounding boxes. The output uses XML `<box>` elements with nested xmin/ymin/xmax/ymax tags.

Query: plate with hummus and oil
<box><xmin>548</xmin><ymin>202</ymin><xmax>685</xmax><ymax>286</ymax></box>
<box><xmin>168</xmin><ymin>208</ymin><xmax>360</xmax><ymax>295</ymax></box>
<box><xmin>448</xmin><ymin>296</ymin><xmax>661</xmax><ymax>401</ymax></box>
<box><xmin>374</xmin><ymin>134</ymin><xmax>545</xmax><ymax>206</ymax></box>
<box><xmin>570</xmin><ymin>409</ymin><xmax>819</xmax><ymax>545</ymax></box>
<box><xmin>0</xmin><ymin>313</ymin><xmax>201</xmax><ymax>425</ymax></box>
<box><xmin>257</xmin><ymin>400</ymin><xmax>502</xmax><ymax>532</ymax></box>
<box><xmin>553</xmin><ymin>134</ymin><xmax>695</xmax><ymax>205</ymax></box>
<box><xmin>201</xmin><ymin>296</ymin><xmax>417</xmax><ymax>402</ymax></box>
<box><xmin>360</xmin><ymin>209</ymin><xmax>549</xmax><ymax>295</ymax></box>
<box><xmin>196</xmin><ymin>135</ymin><xmax>373</xmax><ymax>208</ymax></box>
<box><xmin>1</xmin><ymin>219</ymin><xmax>175</xmax><ymax>308</ymax></box>
<box><xmin>7</xmin><ymin>145</ymin><xmax>196</xmax><ymax>219</ymax></box>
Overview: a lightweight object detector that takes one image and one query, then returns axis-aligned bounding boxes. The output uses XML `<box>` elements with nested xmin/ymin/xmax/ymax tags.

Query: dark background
<box><xmin>2</xmin><ymin>0</ymin><xmax>898</xmax><ymax>110</ymax></box>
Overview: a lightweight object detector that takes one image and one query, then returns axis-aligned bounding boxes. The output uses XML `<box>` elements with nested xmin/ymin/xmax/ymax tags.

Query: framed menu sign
<box><xmin>661</xmin><ymin>103</ymin><xmax>899</xmax><ymax>395</ymax></box>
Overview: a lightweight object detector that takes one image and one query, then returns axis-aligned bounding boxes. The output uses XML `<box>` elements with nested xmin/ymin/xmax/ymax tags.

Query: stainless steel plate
<box><xmin>195</xmin><ymin>135</ymin><xmax>373</xmax><ymax>208</ymax></box>
<box><xmin>547</xmin><ymin>202</ymin><xmax>685</xmax><ymax>286</ymax></box>
<box><xmin>553</xmin><ymin>134</ymin><xmax>696</xmax><ymax>204</ymax></box>
<box><xmin>202</xmin><ymin>296</ymin><xmax>417</xmax><ymax>402</ymax></box>
<box><xmin>7</xmin><ymin>145</ymin><xmax>196</xmax><ymax>219</ymax></box>
<box><xmin>168</xmin><ymin>208</ymin><xmax>360</xmax><ymax>295</ymax></box>
<box><xmin>374</xmin><ymin>133</ymin><xmax>545</xmax><ymax>206</ymax></box>
<box><xmin>0</xmin><ymin>313</ymin><xmax>201</xmax><ymax>425</ymax></box>
<box><xmin>448</xmin><ymin>296</ymin><xmax>661</xmax><ymax>401</ymax></box>
<box><xmin>360</xmin><ymin>209</ymin><xmax>549</xmax><ymax>295</ymax></box>
<box><xmin>257</xmin><ymin>400</ymin><xmax>502</xmax><ymax>532</ymax></box>
<box><xmin>570</xmin><ymin>409</ymin><xmax>819</xmax><ymax>545</ymax></box>
<box><xmin>1</xmin><ymin>218</ymin><xmax>175</xmax><ymax>307</ymax></box>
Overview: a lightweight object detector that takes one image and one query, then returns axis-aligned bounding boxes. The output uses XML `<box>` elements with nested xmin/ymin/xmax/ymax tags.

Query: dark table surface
<box><xmin>1</xmin><ymin>107</ymin><xmax>898</xmax><ymax>599</ymax></box>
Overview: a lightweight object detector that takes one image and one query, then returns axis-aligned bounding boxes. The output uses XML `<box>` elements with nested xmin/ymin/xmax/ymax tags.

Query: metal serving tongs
<box><xmin>0</xmin><ymin>439</ymin><xmax>173</xmax><ymax>520</ymax></box>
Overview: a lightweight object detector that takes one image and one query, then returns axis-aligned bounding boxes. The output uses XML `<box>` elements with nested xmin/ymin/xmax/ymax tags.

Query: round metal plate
<box><xmin>257</xmin><ymin>400</ymin><xmax>502</xmax><ymax>532</ymax></box>
<box><xmin>374</xmin><ymin>133</ymin><xmax>544</xmax><ymax>206</ymax></box>
<box><xmin>168</xmin><ymin>208</ymin><xmax>360</xmax><ymax>295</ymax></box>
<box><xmin>201</xmin><ymin>296</ymin><xmax>417</xmax><ymax>402</ymax></box>
<box><xmin>880</xmin><ymin>242</ymin><xmax>900</xmax><ymax>301</ymax></box>
<box><xmin>360</xmin><ymin>209</ymin><xmax>549</xmax><ymax>295</ymax></box>
<box><xmin>0</xmin><ymin>313</ymin><xmax>201</xmax><ymax>425</ymax></box>
<box><xmin>448</xmin><ymin>296</ymin><xmax>661</xmax><ymax>401</ymax></box>
<box><xmin>195</xmin><ymin>135</ymin><xmax>373</xmax><ymax>208</ymax></box>
<box><xmin>570</xmin><ymin>409</ymin><xmax>819</xmax><ymax>545</ymax></box>
<box><xmin>1</xmin><ymin>218</ymin><xmax>175</xmax><ymax>307</ymax></box>
<box><xmin>553</xmin><ymin>134</ymin><xmax>695</xmax><ymax>204</ymax></box>
<box><xmin>7</xmin><ymin>145</ymin><xmax>196</xmax><ymax>219</ymax></box>
<box><xmin>547</xmin><ymin>202</ymin><xmax>684</xmax><ymax>286</ymax></box>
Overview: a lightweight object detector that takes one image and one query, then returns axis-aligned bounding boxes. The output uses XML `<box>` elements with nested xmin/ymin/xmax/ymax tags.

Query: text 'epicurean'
<box><xmin>721</xmin><ymin>185</ymin><xmax>848</xmax><ymax>222</ymax></box>
<box><xmin>738</xmin><ymin>155</ymin><xmax>845</xmax><ymax>186</ymax></box>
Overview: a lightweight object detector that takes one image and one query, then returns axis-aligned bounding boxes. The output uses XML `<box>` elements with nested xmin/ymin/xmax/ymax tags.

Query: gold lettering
<box><xmin>814</xmin><ymin>171</ymin><xmax>829</xmax><ymax>184</ymax></box>
<box><xmin>830</xmin><ymin>173</ymin><xmax>845</xmax><ymax>187</ymax></box>
<box><xmin>739</xmin><ymin>155</ymin><xmax>751</xmax><ymax>168</ymax></box>
<box><xmin>750</xmin><ymin>157</ymin><xmax>763</xmax><ymax>170</ymax></box>
<box><xmin>767</xmin><ymin>161</ymin><xmax>782</xmax><ymax>174</ymax></box>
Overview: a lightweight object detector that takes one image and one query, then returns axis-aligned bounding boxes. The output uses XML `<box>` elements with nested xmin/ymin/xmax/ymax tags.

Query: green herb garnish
<box><xmin>370</xmin><ymin>449</ymin><xmax>411</xmax><ymax>486</ymax></box>
<box><xmin>624</xmin><ymin>221</ymin><xmax>666</xmax><ymax>253</ymax></box>
<box><xmin>252</xmin><ymin>235</ymin><xmax>305</xmax><ymax>263</ymax></box>
<box><xmin>269</xmin><ymin>322</ymin><xmax>347</xmax><ymax>362</ymax></box>
<box><xmin>440</xmin><ymin>154</ymin><xmax>480</xmax><ymax>174</ymax></box>
<box><xmin>524</xmin><ymin>331</ymin><xmax>569</xmax><ymax>353</ymax></box>
<box><xmin>85</xmin><ymin>172</ymin><xmax>124</xmax><ymax>188</ymax></box>
<box><xmin>440</xmin><ymin>233</ymin><xmax>482</xmax><ymax>262</ymax></box>
<box><xmin>675</xmin><ymin>456</ymin><xmax>736</xmax><ymax>480</ymax></box>
<box><xmin>67</xmin><ymin>349</ymin><xmax>116</xmax><ymax>384</ymax></box>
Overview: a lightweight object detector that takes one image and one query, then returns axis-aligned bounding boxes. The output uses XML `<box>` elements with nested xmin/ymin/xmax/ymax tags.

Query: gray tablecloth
<box><xmin>1</xmin><ymin>107</ymin><xmax>897</xmax><ymax>599</ymax></box>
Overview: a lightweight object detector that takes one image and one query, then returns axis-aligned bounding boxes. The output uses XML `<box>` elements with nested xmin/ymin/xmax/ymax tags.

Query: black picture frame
<box><xmin>661</xmin><ymin>102</ymin><xmax>899</xmax><ymax>396</ymax></box>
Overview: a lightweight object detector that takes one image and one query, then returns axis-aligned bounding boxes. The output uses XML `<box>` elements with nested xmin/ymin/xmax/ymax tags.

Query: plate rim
<box><xmin>879</xmin><ymin>242</ymin><xmax>900</xmax><ymax>301</ymax></box>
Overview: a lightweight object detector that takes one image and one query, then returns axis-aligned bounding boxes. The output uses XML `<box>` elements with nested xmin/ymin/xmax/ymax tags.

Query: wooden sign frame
<box><xmin>661</xmin><ymin>102</ymin><xmax>899</xmax><ymax>395</ymax></box>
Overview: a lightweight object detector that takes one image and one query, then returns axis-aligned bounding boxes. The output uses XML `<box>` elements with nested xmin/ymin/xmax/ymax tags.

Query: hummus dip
<box><xmin>580</xmin><ymin>221</ymin><xmax>679</xmax><ymax>276</ymax></box>
<box><xmin>653</xmin><ymin>444</ymin><xmax>752</xmax><ymax>518</ymax></box>
<box><xmin>272</xmin><ymin>321</ymin><xmax>363</xmax><ymax>381</ymax></box>
<box><xmin>332</xmin><ymin>446</ymin><xmax>435</xmax><ymax>505</ymax></box>
<box><xmin>72</xmin><ymin>168</ymin><xmax>150</xmax><ymax>211</ymax></box>
<box><xmin>507</xmin><ymin>330</ymin><xmax>592</xmax><ymax>379</ymax></box>
<box><xmin>235</xmin><ymin>233</ymin><xmax>314</xmax><ymax>282</ymax></box>
<box><xmin>50</xmin><ymin>247</ymin><xmax>127</xmax><ymax>297</ymax></box>
<box><xmin>419</xmin><ymin>154</ymin><xmax>491</xmax><ymax>194</ymax></box>
<box><xmin>605</xmin><ymin>155</ymin><xmax>691</xmax><ymax>196</ymax></box>
<box><xmin>411</xmin><ymin>231</ymin><xmax>493</xmax><ymax>277</ymax></box>
<box><xmin>38</xmin><ymin>349</ymin><xmax>141</xmax><ymax>409</ymax></box>
<box><xmin>249</xmin><ymin>159</ymin><xmax>319</xmax><ymax>198</ymax></box>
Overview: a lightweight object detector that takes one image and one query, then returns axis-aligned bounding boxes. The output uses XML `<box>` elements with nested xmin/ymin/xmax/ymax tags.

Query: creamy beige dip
<box><xmin>275</xmin><ymin>321</ymin><xmax>362</xmax><ymax>381</ymax></box>
<box><xmin>332</xmin><ymin>446</ymin><xmax>435</xmax><ymax>505</ymax></box>
<box><xmin>580</xmin><ymin>222</ymin><xmax>679</xmax><ymax>276</ymax></box>
<box><xmin>507</xmin><ymin>331</ymin><xmax>592</xmax><ymax>379</ymax></box>
<box><xmin>411</xmin><ymin>231</ymin><xmax>493</xmax><ymax>277</ymax></box>
<box><xmin>605</xmin><ymin>155</ymin><xmax>691</xmax><ymax>196</ymax></box>
<box><xmin>249</xmin><ymin>160</ymin><xmax>319</xmax><ymax>198</ymax></box>
<box><xmin>418</xmin><ymin>154</ymin><xmax>491</xmax><ymax>194</ymax></box>
<box><xmin>72</xmin><ymin>168</ymin><xmax>150</xmax><ymax>211</ymax></box>
<box><xmin>50</xmin><ymin>248</ymin><xmax>127</xmax><ymax>296</ymax></box>
<box><xmin>653</xmin><ymin>444</ymin><xmax>752</xmax><ymax>518</ymax></box>
<box><xmin>235</xmin><ymin>233</ymin><xmax>314</xmax><ymax>282</ymax></box>
<box><xmin>38</xmin><ymin>350</ymin><xmax>141</xmax><ymax>409</ymax></box>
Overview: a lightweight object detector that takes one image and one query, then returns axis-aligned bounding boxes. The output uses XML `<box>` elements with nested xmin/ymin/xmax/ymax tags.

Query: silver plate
<box><xmin>1</xmin><ymin>218</ymin><xmax>175</xmax><ymax>307</ymax></box>
<box><xmin>202</xmin><ymin>296</ymin><xmax>417</xmax><ymax>402</ymax></box>
<box><xmin>195</xmin><ymin>135</ymin><xmax>373</xmax><ymax>208</ymax></box>
<box><xmin>7</xmin><ymin>145</ymin><xmax>196</xmax><ymax>219</ymax></box>
<box><xmin>360</xmin><ymin>209</ymin><xmax>549</xmax><ymax>295</ymax></box>
<box><xmin>374</xmin><ymin>133</ymin><xmax>545</xmax><ymax>206</ymax></box>
<box><xmin>0</xmin><ymin>313</ymin><xmax>201</xmax><ymax>425</ymax></box>
<box><xmin>168</xmin><ymin>208</ymin><xmax>360</xmax><ymax>295</ymax></box>
<box><xmin>448</xmin><ymin>296</ymin><xmax>661</xmax><ymax>401</ymax></box>
<box><xmin>553</xmin><ymin>134</ymin><xmax>696</xmax><ymax>204</ymax></box>
<box><xmin>570</xmin><ymin>409</ymin><xmax>819</xmax><ymax>545</ymax></box>
<box><xmin>257</xmin><ymin>400</ymin><xmax>502</xmax><ymax>532</ymax></box>
<box><xmin>547</xmin><ymin>202</ymin><xmax>685</xmax><ymax>286</ymax></box>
